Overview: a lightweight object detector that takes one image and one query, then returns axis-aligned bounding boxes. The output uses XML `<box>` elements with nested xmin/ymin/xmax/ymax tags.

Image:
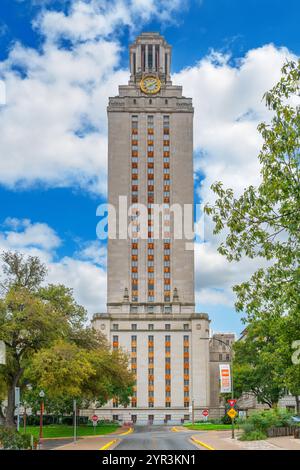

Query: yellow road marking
<box><xmin>191</xmin><ymin>436</ymin><xmax>215</xmax><ymax>451</ymax></box>
<box><xmin>119</xmin><ymin>427</ymin><xmax>133</xmax><ymax>436</ymax></box>
<box><xmin>171</xmin><ymin>427</ymin><xmax>180</xmax><ymax>432</ymax></box>
<box><xmin>99</xmin><ymin>439</ymin><xmax>117</xmax><ymax>450</ymax></box>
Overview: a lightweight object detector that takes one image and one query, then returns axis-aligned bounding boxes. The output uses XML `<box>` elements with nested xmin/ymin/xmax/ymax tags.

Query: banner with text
<box><xmin>219</xmin><ymin>364</ymin><xmax>232</xmax><ymax>393</ymax></box>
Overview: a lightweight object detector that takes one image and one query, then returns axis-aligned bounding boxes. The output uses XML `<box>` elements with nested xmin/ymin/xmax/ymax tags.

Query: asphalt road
<box><xmin>115</xmin><ymin>425</ymin><xmax>200</xmax><ymax>450</ymax></box>
<box><xmin>40</xmin><ymin>438</ymin><xmax>74</xmax><ymax>450</ymax></box>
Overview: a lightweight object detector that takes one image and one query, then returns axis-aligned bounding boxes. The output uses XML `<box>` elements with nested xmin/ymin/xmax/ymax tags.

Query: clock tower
<box><xmin>92</xmin><ymin>33</ymin><xmax>210</xmax><ymax>425</ymax></box>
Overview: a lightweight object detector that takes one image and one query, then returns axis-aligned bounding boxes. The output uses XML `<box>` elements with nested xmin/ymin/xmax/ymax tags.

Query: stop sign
<box><xmin>91</xmin><ymin>414</ymin><xmax>99</xmax><ymax>422</ymax></box>
<box><xmin>202</xmin><ymin>409</ymin><xmax>209</xmax><ymax>417</ymax></box>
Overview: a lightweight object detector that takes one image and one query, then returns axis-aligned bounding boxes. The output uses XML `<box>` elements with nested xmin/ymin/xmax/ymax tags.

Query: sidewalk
<box><xmin>191</xmin><ymin>430</ymin><xmax>300</xmax><ymax>450</ymax></box>
<box><xmin>52</xmin><ymin>426</ymin><xmax>131</xmax><ymax>451</ymax></box>
<box><xmin>54</xmin><ymin>435</ymin><xmax>119</xmax><ymax>450</ymax></box>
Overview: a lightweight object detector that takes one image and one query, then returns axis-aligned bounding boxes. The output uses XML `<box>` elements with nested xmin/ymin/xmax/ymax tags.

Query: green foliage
<box><xmin>0</xmin><ymin>251</ymin><xmax>47</xmax><ymax>293</ymax></box>
<box><xmin>242</xmin><ymin>409</ymin><xmax>293</xmax><ymax>434</ymax></box>
<box><xmin>25</xmin><ymin>340</ymin><xmax>95</xmax><ymax>398</ymax></box>
<box><xmin>233</xmin><ymin>318</ymin><xmax>286</xmax><ymax>406</ymax></box>
<box><xmin>221</xmin><ymin>413</ymin><xmax>234</xmax><ymax>425</ymax></box>
<box><xmin>240</xmin><ymin>420</ymin><xmax>255</xmax><ymax>434</ymax></box>
<box><xmin>0</xmin><ymin>426</ymin><xmax>36</xmax><ymax>449</ymax></box>
<box><xmin>239</xmin><ymin>409</ymin><xmax>293</xmax><ymax>441</ymax></box>
<box><xmin>20</xmin><ymin>424</ymin><xmax>118</xmax><ymax>438</ymax></box>
<box><xmin>205</xmin><ymin>60</ymin><xmax>300</xmax><ymax>407</ymax></box>
<box><xmin>0</xmin><ymin>251</ymin><xmax>134</xmax><ymax>426</ymax></box>
<box><xmin>239</xmin><ymin>430</ymin><xmax>267</xmax><ymax>441</ymax></box>
<box><xmin>204</xmin><ymin>60</ymin><xmax>300</xmax><ymax>321</ymax></box>
<box><xmin>24</xmin><ymin>340</ymin><xmax>135</xmax><ymax>405</ymax></box>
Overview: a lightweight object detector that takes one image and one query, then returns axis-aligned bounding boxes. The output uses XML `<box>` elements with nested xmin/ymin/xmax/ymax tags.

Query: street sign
<box><xmin>227</xmin><ymin>408</ymin><xmax>238</xmax><ymax>419</ymax></box>
<box><xmin>0</xmin><ymin>341</ymin><xmax>6</xmax><ymax>365</ymax></box>
<box><xmin>202</xmin><ymin>409</ymin><xmax>209</xmax><ymax>417</ymax></box>
<box><xmin>91</xmin><ymin>414</ymin><xmax>99</xmax><ymax>424</ymax></box>
<box><xmin>189</xmin><ymin>405</ymin><xmax>193</xmax><ymax>413</ymax></box>
<box><xmin>15</xmin><ymin>387</ymin><xmax>20</xmax><ymax>406</ymax></box>
<box><xmin>228</xmin><ymin>399</ymin><xmax>237</xmax><ymax>408</ymax></box>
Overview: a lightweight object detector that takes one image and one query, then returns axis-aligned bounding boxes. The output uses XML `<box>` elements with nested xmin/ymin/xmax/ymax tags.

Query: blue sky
<box><xmin>0</xmin><ymin>0</ymin><xmax>299</xmax><ymax>335</ymax></box>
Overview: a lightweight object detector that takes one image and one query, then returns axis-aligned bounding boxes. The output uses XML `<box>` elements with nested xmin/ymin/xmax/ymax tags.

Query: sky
<box><xmin>0</xmin><ymin>0</ymin><xmax>299</xmax><ymax>335</ymax></box>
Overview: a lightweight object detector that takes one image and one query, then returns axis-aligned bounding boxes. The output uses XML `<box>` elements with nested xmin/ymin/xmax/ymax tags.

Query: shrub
<box><xmin>240</xmin><ymin>421</ymin><xmax>255</xmax><ymax>434</ymax></box>
<box><xmin>221</xmin><ymin>413</ymin><xmax>235</xmax><ymax>424</ymax></box>
<box><xmin>245</xmin><ymin>409</ymin><xmax>293</xmax><ymax>433</ymax></box>
<box><xmin>239</xmin><ymin>408</ymin><xmax>294</xmax><ymax>440</ymax></box>
<box><xmin>239</xmin><ymin>430</ymin><xmax>267</xmax><ymax>441</ymax></box>
<box><xmin>0</xmin><ymin>427</ymin><xmax>35</xmax><ymax>450</ymax></box>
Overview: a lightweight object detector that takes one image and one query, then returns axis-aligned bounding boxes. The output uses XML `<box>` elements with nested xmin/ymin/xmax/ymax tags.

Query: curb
<box><xmin>191</xmin><ymin>436</ymin><xmax>215</xmax><ymax>451</ymax></box>
<box><xmin>171</xmin><ymin>427</ymin><xmax>180</xmax><ymax>432</ymax></box>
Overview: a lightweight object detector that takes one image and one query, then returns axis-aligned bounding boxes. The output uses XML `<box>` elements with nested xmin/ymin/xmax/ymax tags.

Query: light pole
<box><xmin>200</xmin><ymin>337</ymin><xmax>235</xmax><ymax>438</ymax></box>
<box><xmin>39</xmin><ymin>390</ymin><xmax>45</xmax><ymax>441</ymax></box>
<box><xmin>192</xmin><ymin>399</ymin><xmax>195</xmax><ymax>425</ymax></box>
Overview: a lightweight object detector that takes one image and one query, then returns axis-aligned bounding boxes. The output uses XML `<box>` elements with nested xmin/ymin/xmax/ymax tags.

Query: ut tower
<box><xmin>93</xmin><ymin>33</ymin><xmax>210</xmax><ymax>425</ymax></box>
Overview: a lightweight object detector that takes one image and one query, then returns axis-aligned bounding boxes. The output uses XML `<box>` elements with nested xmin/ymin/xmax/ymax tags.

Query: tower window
<box><xmin>155</xmin><ymin>45</ymin><xmax>159</xmax><ymax>71</ymax></box>
<box><xmin>148</xmin><ymin>46</ymin><xmax>153</xmax><ymax>69</ymax></box>
<box><xmin>165</xmin><ymin>53</ymin><xmax>168</xmax><ymax>76</ymax></box>
<box><xmin>133</xmin><ymin>52</ymin><xmax>136</xmax><ymax>75</ymax></box>
<box><xmin>142</xmin><ymin>45</ymin><xmax>145</xmax><ymax>71</ymax></box>
<box><xmin>165</xmin><ymin>99</ymin><xmax>168</xmax><ymax>105</ymax></box>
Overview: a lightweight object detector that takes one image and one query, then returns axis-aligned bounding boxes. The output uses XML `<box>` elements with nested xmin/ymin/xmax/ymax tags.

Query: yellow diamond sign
<box><xmin>227</xmin><ymin>408</ymin><xmax>237</xmax><ymax>419</ymax></box>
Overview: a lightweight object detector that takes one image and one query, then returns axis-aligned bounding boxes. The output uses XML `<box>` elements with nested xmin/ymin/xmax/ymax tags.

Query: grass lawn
<box><xmin>21</xmin><ymin>423</ymin><xmax>119</xmax><ymax>438</ymax></box>
<box><xmin>184</xmin><ymin>423</ymin><xmax>232</xmax><ymax>431</ymax></box>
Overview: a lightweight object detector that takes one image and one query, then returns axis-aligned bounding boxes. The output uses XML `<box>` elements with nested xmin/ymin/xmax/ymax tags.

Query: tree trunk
<box><xmin>295</xmin><ymin>395</ymin><xmax>300</xmax><ymax>415</ymax></box>
<box><xmin>5</xmin><ymin>368</ymin><xmax>23</xmax><ymax>428</ymax></box>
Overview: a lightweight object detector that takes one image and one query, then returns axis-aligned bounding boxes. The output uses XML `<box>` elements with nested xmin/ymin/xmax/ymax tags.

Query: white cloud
<box><xmin>173</xmin><ymin>44</ymin><xmax>297</xmax><ymax>202</ymax></box>
<box><xmin>47</xmin><ymin>256</ymin><xmax>107</xmax><ymax>314</ymax></box>
<box><xmin>1</xmin><ymin>2</ymin><xmax>299</xmax><ymax>322</ymax></box>
<box><xmin>76</xmin><ymin>240</ymin><xmax>107</xmax><ymax>267</ymax></box>
<box><xmin>173</xmin><ymin>44</ymin><xmax>298</xmax><ymax>312</ymax></box>
<box><xmin>0</xmin><ymin>219</ymin><xmax>106</xmax><ymax>316</ymax></box>
<box><xmin>2</xmin><ymin>218</ymin><xmax>61</xmax><ymax>250</ymax></box>
<box><xmin>0</xmin><ymin>0</ymin><xmax>183</xmax><ymax>195</ymax></box>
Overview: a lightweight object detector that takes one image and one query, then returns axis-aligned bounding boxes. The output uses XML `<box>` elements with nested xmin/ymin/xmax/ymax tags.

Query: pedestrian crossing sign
<box><xmin>227</xmin><ymin>408</ymin><xmax>237</xmax><ymax>419</ymax></box>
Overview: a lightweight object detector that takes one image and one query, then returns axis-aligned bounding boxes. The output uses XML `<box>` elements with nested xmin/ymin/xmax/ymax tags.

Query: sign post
<box><xmin>15</xmin><ymin>387</ymin><xmax>20</xmax><ymax>432</ymax></box>
<box><xmin>0</xmin><ymin>341</ymin><xmax>6</xmax><ymax>365</ymax></box>
<box><xmin>39</xmin><ymin>390</ymin><xmax>45</xmax><ymax>442</ymax></box>
<box><xmin>227</xmin><ymin>397</ymin><xmax>237</xmax><ymax>440</ymax></box>
<box><xmin>91</xmin><ymin>414</ymin><xmax>99</xmax><ymax>433</ymax></box>
<box><xmin>73</xmin><ymin>399</ymin><xmax>77</xmax><ymax>443</ymax></box>
<box><xmin>220</xmin><ymin>364</ymin><xmax>236</xmax><ymax>439</ymax></box>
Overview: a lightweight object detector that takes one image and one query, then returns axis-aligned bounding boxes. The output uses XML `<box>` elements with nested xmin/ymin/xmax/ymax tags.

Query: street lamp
<box><xmin>39</xmin><ymin>390</ymin><xmax>45</xmax><ymax>441</ymax></box>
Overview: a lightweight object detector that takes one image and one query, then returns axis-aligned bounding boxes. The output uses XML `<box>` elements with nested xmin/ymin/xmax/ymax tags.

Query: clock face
<box><xmin>140</xmin><ymin>75</ymin><xmax>161</xmax><ymax>94</ymax></box>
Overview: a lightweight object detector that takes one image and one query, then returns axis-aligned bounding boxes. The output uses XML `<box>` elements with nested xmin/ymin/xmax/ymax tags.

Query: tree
<box><xmin>0</xmin><ymin>251</ymin><xmax>47</xmax><ymax>294</ymax></box>
<box><xmin>0</xmin><ymin>251</ymin><xmax>133</xmax><ymax>427</ymax></box>
<box><xmin>204</xmin><ymin>60</ymin><xmax>300</xmax><ymax>322</ymax></box>
<box><xmin>24</xmin><ymin>340</ymin><xmax>134</xmax><ymax>406</ymax></box>
<box><xmin>233</xmin><ymin>317</ymin><xmax>286</xmax><ymax>407</ymax></box>
<box><xmin>205</xmin><ymin>60</ymin><xmax>300</xmax><ymax>410</ymax></box>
